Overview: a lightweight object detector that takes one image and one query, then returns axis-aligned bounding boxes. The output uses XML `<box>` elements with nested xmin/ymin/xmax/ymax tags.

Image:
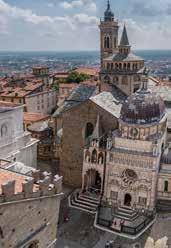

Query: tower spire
<box><xmin>107</xmin><ymin>0</ymin><xmax>110</xmax><ymax>10</ymax></box>
<box><xmin>104</xmin><ymin>0</ymin><xmax>114</xmax><ymax>22</ymax></box>
<box><xmin>119</xmin><ymin>24</ymin><xmax>131</xmax><ymax>54</ymax></box>
<box><xmin>120</xmin><ymin>24</ymin><xmax>129</xmax><ymax>46</ymax></box>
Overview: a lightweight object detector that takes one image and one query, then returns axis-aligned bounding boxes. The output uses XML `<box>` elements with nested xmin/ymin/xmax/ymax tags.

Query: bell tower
<box><xmin>99</xmin><ymin>0</ymin><xmax>119</xmax><ymax>68</ymax></box>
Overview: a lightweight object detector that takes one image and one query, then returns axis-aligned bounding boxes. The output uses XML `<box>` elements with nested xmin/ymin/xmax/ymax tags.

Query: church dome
<box><xmin>120</xmin><ymin>86</ymin><xmax>166</xmax><ymax>125</ymax></box>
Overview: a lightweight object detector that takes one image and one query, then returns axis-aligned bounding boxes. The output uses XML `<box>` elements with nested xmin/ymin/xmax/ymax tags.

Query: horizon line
<box><xmin>0</xmin><ymin>49</ymin><xmax>171</xmax><ymax>53</ymax></box>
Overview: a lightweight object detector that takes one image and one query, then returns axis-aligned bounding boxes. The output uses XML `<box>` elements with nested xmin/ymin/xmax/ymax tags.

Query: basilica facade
<box><xmin>69</xmin><ymin>1</ymin><xmax>171</xmax><ymax>239</ymax></box>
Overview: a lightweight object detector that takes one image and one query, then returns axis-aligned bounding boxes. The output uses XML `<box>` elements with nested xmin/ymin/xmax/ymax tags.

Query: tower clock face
<box><xmin>130</xmin><ymin>127</ymin><xmax>138</xmax><ymax>137</ymax></box>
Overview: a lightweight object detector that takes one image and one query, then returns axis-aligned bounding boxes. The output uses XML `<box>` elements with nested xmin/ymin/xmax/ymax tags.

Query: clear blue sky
<box><xmin>0</xmin><ymin>0</ymin><xmax>171</xmax><ymax>51</ymax></box>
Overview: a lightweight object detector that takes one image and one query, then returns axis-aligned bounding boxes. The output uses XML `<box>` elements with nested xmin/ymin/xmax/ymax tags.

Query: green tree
<box><xmin>67</xmin><ymin>71</ymin><xmax>90</xmax><ymax>84</ymax></box>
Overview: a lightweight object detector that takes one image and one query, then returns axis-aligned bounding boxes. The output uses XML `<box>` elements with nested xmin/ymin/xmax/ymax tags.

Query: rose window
<box><xmin>121</xmin><ymin>169</ymin><xmax>137</xmax><ymax>187</ymax></box>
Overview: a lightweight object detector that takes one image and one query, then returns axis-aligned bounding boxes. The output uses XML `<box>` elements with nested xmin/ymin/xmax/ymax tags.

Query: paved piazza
<box><xmin>57</xmin><ymin>192</ymin><xmax>171</xmax><ymax>248</ymax></box>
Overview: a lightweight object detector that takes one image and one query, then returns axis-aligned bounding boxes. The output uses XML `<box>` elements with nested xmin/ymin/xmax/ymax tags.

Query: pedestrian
<box><xmin>64</xmin><ymin>212</ymin><xmax>69</xmax><ymax>222</ymax></box>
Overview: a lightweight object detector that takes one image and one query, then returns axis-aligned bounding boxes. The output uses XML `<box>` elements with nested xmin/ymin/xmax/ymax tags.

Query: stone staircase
<box><xmin>69</xmin><ymin>192</ymin><xmax>100</xmax><ymax>214</ymax></box>
<box><xmin>113</xmin><ymin>206</ymin><xmax>139</xmax><ymax>221</ymax></box>
<box><xmin>157</xmin><ymin>199</ymin><xmax>171</xmax><ymax>212</ymax></box>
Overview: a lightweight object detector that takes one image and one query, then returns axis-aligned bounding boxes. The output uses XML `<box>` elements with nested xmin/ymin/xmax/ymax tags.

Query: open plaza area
<box><xmin>57</xmin><ymin>188</ymin><xmax>171</xmax><ymax>248</ymax></box>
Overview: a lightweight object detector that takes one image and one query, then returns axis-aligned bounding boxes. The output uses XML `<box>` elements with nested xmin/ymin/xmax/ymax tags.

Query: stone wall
<box><xmin>0</xmin><ymin>174</ymin><xmax>62</xmax><ymax>248</ymax></box>
<box><xmin>60</xmin><ymin>100</ymin><xmax>118</xmax><ymax>187</ymax></box>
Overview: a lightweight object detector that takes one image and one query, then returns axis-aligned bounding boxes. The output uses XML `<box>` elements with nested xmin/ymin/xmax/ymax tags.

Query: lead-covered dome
<box><xmin>120</xmin><ymin>87</ymin><xmax>166</xmax><ymax>125</ymax></box>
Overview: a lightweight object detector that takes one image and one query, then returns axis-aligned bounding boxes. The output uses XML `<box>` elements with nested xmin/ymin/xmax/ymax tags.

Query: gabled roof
<box><xmin>53</xmin><ymin>84</ymin><xmax>97</xmax><ymax>117</ymax></box>
<box><xmin>90</xmin><ymin>91</ymin><xmax>122</xmax><ymax>118</ymax></box>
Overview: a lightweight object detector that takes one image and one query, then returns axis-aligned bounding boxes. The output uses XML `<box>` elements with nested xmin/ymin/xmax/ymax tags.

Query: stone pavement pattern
<box><xmin>37</xmin><ymin>161</ymin><xmax>171</xmax><ymax>248</ymax></box>
<box><xmin>57</xmin><ymin>195</ymin><xmax>171</xmax><ymax>248</ymax></box>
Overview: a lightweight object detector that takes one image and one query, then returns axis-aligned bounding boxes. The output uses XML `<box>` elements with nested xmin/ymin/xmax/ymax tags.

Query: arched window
<box><xmin>119</xmin><ymin>63</ymin><xmax>122</xmax><ymax>70</ymax></box>
<box><xmin>1</xmin><ymin>124</ymin><xmax>7</xmax><ymax>137</ymax></box>
<box><xmin>98</xmin><ymin>152</ymin><xmax>104</xmax><ymax>164</ymax></box>
<box><xmin>91</xmin><ymin>149</ymin><xmax>97</xmax><ymax>163</ymax></box>
<box><xmin>115</xmin><ymin>63</ymin><xmax>119</xmax><ymax>70</ymax></box>
<box><xmin>164</xmin><ymin>180</ymin><xmax>169</xmax><ymax>192</ymax></box>
<box><xmin>104</xmin><ymin>37</ymin><xmax>107</xmax><ymax>49</ymax></box>
<box><xmin>85</xmin><ymin>123</ymin><xmax>94</xmax><ymax>139</ymax></box>
<box><xmin>106</xmin><ymin>37</ymin><xmax>110</xmax><ymax>48</ymax></box>
<box><xmin>123</xmin><ymin>63</ymin><xmax>127</xmax><ymax>70</ymax></box>
<box><xmin>104</xmin><ymin>36</ymin><xmax>110</xmax><ymax>49</ymax></box>
<box><xmin>85</xmin><ymin>150</ymin><xmax>90</xmax><ymax>163</ymax></box>
<box><xmin>104</xmin><ymin>75</ymin><xmax>110</xmax><ymax>84</ymax></box>
<box><xmin>127</xmin><ymin>63</ymin><xmax>130</xmax><ymax>70</ymax></box>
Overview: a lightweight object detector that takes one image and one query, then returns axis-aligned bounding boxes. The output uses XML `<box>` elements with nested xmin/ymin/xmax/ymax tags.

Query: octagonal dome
<box><xmin>120</xmin><ymin>87</ymin><xmax>166</xmax><ymax>125</ymax></box>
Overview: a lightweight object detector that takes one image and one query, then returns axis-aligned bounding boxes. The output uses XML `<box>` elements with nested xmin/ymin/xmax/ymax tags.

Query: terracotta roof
<box><xmin>53</xmin><ymin>72</ymin><xmax>68</xmax><ymax>78</ymax></box>
<box><xmin>0</xmin><ymin>81</ymin><xmax>43</xmax><ymax>98</ymax></box>
<box><xmin>81</xmin><ymin>80</ymin><xmax>99</xmax><ymax>87</ymax></box>
<box><xmin>0</xmin><ymin>168</ymin><xmax>39</xmax><ymax>194</ymax></box>
<box><xmin>0</xmin><ymin>101</ymin><xmax>22</xmax><ymax>108</ymax></box>
<box><xmin>32</xmin><ymin>66</ymin><xmax>49</xmax><ymax>70</ymax></box>
<box><xmin>23</xmin><ymin>112</ymin><xmax>50</xmax><ymax>123</ymax></box>
<box><xmin>59</xmin><ymin>83</ymin><xmax>77</xmax><ymax>89</ymax></box>
<box><xmin>74</xmin><ymin>67</ymin><xmax>99</xmax><ymax>76</ymax></box>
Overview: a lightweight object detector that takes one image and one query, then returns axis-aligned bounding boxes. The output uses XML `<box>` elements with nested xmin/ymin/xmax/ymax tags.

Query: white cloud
<box><xmin>87</xmin><ymin>2</ymin><xmax>97</xmax><ymax>12</ymax></box>
<box><xmin>0</xmin><ymin>0</ymin><xmax>98</xmax><ymax>28</ymax></box>
<box><xmin>60</xmin><ymin>0</ymin><xmax>97</xmax><ymax>12</ymax></box>
<box><xmin>60</xmin><ymin>0</ymin><xmax>83</xmax><ymax>9</ymax></box>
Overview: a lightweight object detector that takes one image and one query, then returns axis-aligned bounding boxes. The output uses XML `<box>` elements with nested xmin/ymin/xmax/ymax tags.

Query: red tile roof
<box><xmin>0</xmin><ymin>168</ymin><xmax>39</xmax><ymax>194</ymax></box>
<box><xmin>0</xmin><ymin>80</ymin><xmax>43</xmax><ymax>98</ymax></box>
<box><xmin>59</xmin><ymin>83</ymin><xmax>77</xmax><ymax>89</ymax></box>
<box><xmin>0</xmin><ymin>101</ymin><xmax>22</xmax><ymax>108</ymax></box>
<box><xmin>23</xmin><ymin>112</ymin><xmax>50</xmax><ymax>123</ymax></box>
<box><xmin>74</xmin><ymin>67</ymin><xmax>99</xmax><ymax>76</ymax></box>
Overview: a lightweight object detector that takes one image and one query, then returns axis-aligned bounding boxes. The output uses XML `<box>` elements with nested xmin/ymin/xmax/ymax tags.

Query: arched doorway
<box><xmin>24</xmin><ymin>241</ymin><xmax>39</xmax><ymax>248</ymax></box>
<box><xmin>124</xmin><ymin>193</ymin><xmax>132</xmax><ymax>207</ymax></box>
<box><xmin>83</xmin><ymin>169</ymin><xmax>102</xmax><ymax>194</ymax></box>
